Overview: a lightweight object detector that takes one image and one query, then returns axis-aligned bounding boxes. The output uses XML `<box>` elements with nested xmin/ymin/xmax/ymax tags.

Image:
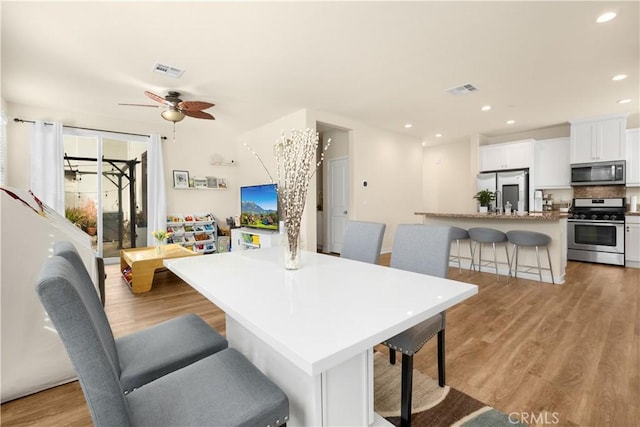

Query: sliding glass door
<box><xmin>63</xmin><ymin>130</ymin><xmax>147</xmax><ymax>261</ymax></box>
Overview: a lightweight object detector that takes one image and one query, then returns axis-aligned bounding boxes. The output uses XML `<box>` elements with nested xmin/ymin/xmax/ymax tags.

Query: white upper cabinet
<box><xmin>570</xmin><ymin>114</ymin><xmax>627</xmax><ymax>163</ymax></box>
<box><xmin>626</xmin><ymin>128</ymin><xmax>640</xmax><ymax>187</ymax></box>
<box><xmin>534</xmin><ymin>137</ymin><xmax>571</xmax><ymax>189</ymax></box>
<box><xmin>479</xmin><ymin>139</ymin><xmax>533</xmax><ymax>171</ymax></box>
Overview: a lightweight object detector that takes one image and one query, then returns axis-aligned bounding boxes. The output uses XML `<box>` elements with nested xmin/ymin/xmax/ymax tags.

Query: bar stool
<box><xmin>449</xmin><ymin>226</ymin><xmax>470</xmax><ymax>275</ymax></box>
<box><xmin>506</xmin><ymin>230</ymin><xmax>555</xmax><ymax>284</ymax></box>
<box><xmin>468</xmin><ymin>227</ymin><xmax>510</xmax><ymax>282</ymax></box>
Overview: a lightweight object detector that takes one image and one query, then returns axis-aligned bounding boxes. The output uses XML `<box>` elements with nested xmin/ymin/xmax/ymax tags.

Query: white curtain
<box><xmin>30</xmin><ymin>121</ymin><xmax>64</xmax><ymax>215</ymax></box>
<box><xmin>147</xmin><ymin>134</ymin><xmax>167</xmax><ymax>243</ymax></box>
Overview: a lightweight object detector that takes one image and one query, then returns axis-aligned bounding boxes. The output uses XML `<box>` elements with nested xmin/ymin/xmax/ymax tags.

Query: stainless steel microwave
<box><xmin>570</xmin><ymin>160</ymin><xmax>625</xmax><ymax>186</ymax></box>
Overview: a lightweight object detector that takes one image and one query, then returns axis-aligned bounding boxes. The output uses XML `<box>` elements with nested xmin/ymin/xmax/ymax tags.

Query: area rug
<box><xmin>374</xmin><ymin>352</ymin><xmax>525</xmax><ymax>427</ymax></box>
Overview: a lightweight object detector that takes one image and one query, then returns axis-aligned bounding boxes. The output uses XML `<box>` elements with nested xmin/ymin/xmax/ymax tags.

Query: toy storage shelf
<box><xmin>166</xmin><ymin>213</ymin><xmax>218</xmax><ymax>254</ymax></box>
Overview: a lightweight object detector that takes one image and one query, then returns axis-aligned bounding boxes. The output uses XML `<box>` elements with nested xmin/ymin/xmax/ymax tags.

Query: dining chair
<box><xmin>35</xmin><ymin>255</ymin><xmax>289</xmax><ymax>426</ymax></box>
<box><xmin>340</xmin><ymin>220</ymin><xmax>386</xmax><ymax>264</ymax></box>
<box><xmin>382</xmin><ymin>224</ymin><xmax>452</xmax><ymax>427</ymax></box>
<box><xmin>52</xmin><ymin>240</ymin><xmax>229</xmax><ymax>393</ymax></box>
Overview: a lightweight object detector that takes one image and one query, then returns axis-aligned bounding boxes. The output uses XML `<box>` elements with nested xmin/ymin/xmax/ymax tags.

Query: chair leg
<box><xmin>400</xmin><ymin>353</ymin><xmax>413</xmax><ymax>427</ymax></box>
<box><xmin>546</xmin><ymin>246</ymin><xmax>555</xmax><ymax>284</ymax></box>
<box><xmin>390</xmin><ymin>349</ymin><xmax>396</xmax><ymax>365</ymax></box>
<box><xmin>508</xmin><ymin>244</ymin><xmax>516</xmax><ymax>283</ymax></box>
<box><xmin>469</xmin><ymin>241</ymin><xmax>476</xmax><ymax>273</ymax></box>
<box><xmin>457</xmin><ymin>239</ymin><xmax>462</xmax><ymax>275</ymax></box>
<box><xmin>492</xmin><ymin>242</ymin><xmax>499</xmax><ymax>281</ymax></box>
<box><xmin>437</xmin><ymin>329</ymin><xmax>446</xmax><ymax>387</ymax></box>
<box><xmin>535</xmin><ymin>246</ymin><xmax>543</xmax><ymax>283</ymax></box>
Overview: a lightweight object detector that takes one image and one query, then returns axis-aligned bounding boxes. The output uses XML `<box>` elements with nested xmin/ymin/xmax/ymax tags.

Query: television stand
<box><xmin>231</xmin><ymin>228</ymin><xmax>281</xmax><ymax>252</ymax></box>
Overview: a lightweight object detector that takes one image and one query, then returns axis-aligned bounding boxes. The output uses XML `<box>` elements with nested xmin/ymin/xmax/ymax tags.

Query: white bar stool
<box><xmin>506</xmin><ymin>230</ymin><xmax>555</xmax><ymax>284</ymax></box>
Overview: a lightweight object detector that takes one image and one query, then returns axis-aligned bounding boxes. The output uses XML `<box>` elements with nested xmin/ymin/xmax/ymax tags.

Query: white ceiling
<box><xmin>2</xmin><ymin>1</ymin><xmax>639</xmax><ymax>145</ymax></box>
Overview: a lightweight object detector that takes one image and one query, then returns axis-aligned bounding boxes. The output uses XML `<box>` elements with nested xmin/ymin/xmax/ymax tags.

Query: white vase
<box><xmin>479</xmin><ymin>206</ymin><xmax>488</xmax><ymax>214</ymax></box>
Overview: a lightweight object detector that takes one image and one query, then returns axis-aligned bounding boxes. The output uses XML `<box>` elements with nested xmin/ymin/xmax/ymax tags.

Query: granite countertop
<box><xmin>627</xmin><ymin>211</ymin><xmax>640</xmax><ymax>216</ymax></box>
<box><xmin>414</xmin><ymin>211</ymin><xmax>569</xmax><ymax>220</ymax></box>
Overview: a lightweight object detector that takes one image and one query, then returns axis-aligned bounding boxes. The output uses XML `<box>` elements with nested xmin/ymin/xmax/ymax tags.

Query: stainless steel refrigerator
<box><xmin>476</xmin><ymin>169</ymin><xmax>529</xmax><ymax>212</ymax></box>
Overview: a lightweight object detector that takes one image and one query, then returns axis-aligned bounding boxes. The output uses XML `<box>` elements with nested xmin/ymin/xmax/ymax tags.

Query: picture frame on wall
<box><xmin>173</xmin><ymin>170</ymin><xmax>189</xmax><ymax>188</ymax></box>
<box><xmin>193</xmin><ymin>177</ymin><xmax>208</xmax><ymax>188</ymax></box>
<box><xmin>218</xmin><ymin>178</ymin><xmax>228</xmax><ymax>189</ymax></box>
<box><xmin>206</xmin><ymin>176</ymin><xmax>218</xmax><ymax>188</ymax></box>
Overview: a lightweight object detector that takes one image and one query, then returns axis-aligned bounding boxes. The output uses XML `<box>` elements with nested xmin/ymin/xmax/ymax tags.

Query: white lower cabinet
<box><xmin>626</xmin><ymin>216</ymin><xmax>640</xmax><ymax>268</ymax></box>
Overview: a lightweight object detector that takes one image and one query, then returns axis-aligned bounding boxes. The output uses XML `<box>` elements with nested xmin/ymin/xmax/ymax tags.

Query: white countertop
<box><xmin>164</xmin><ymin>248</ymin><xmax>477</xmax><ymax>376</ymax></box>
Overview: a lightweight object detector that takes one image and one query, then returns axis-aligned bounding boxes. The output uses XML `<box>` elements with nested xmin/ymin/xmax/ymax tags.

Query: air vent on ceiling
<box><xmin>447</xmin><ymin>83</ymin><xmax>478</xmax><ymax>96</ymax></box>
<box><xmin>152</xmin><ymin>63</ymin><xmax>185</xmax><ymax>78</ymax></box>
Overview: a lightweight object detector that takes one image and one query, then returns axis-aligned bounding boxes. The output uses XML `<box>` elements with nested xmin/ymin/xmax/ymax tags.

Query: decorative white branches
<box><xmin>245</xmin><ymin>128</ymin><xmax>331</xmax><ymax>263</ymax></box>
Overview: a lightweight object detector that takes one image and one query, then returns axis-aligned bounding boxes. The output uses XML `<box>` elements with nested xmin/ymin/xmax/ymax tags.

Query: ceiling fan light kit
<box><xmin>161</xmin><ymin>108</ymin><xmax>185</xmax><ymax>122</ymax></box>
<box><xmin>120</xmin><ymin>90</ymin><xmax>215</xmax><ymax>123</ymax></box>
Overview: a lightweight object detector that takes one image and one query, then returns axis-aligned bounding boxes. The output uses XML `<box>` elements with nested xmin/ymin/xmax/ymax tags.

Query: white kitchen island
<box><xmin>164</xmin><ymin>248</ymin><xmax>477</xmax><ymax>426</ymax></box>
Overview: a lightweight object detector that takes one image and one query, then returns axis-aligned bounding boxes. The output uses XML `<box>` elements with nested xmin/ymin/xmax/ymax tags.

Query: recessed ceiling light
<box><xmin>481</xmin><ymin>105</ymin><xmax>491</xmax><ymax>111</ymax></box>
<box><xmin>612</xmin><ymin>74</ymin><xmax>628</xmax><ymax>81</ymax></box>
<box><xmin>506</xmin><ymin>120</ymin><xmax>515</xmax><ymax>125</ymax></box>
<box><xmin>617</xmin><ymin>98</ymin><xmax>632</xmax><ymax>104</ymax></box>
<box><xmin>435</xmin><ymin>133</ymin><xmax>443</xmax><ymax>138</ymax></box>
<box><xmin>596</xmin><ymin>12</ymin><xmax>616</xmax><ymax>23</ymax></box>
<box><xmin>404</xmin><ymin>124</ymin><xmax>412</xmax><ymax>128</ymax></box>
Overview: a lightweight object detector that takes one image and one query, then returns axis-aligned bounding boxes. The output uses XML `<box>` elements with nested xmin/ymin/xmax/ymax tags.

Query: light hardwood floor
<box><xmin>2</xmin><ymin>256</ymin><xmax>638</xmax><ymax>426</ymax></box>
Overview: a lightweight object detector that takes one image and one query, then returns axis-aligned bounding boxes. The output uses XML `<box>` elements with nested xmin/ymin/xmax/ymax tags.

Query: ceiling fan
<box><xmin>119</xmin><ymin>91</ymin><xmax>215</xmax><ymax>123</ymax></box>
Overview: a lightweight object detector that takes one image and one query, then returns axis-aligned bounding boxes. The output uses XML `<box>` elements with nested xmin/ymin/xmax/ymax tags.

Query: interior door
<box><xmin>328</xmin><ymin>157</ymin><xmax>349</xmax><ymax>254</ymax></box>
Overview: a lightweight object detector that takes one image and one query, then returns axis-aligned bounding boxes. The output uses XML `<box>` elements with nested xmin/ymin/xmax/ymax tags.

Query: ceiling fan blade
<box><xmin>118</xmin><ymin>103</ymin><xmax>159</xmax><ymax>108</ymax></box>
<box><xmin>144</xmin><ymin>91</ymin><xmax>171</xmax><ymax>105</ymax></box>
<box><xmin>178</xmin><ymin>100</ymin><xmax>214</xmax><ymax>111</ymax></box>
<box><xmin>183</xmin><ymin>110</ymin><xmax>215</xmax><ymax>120</ymax></box>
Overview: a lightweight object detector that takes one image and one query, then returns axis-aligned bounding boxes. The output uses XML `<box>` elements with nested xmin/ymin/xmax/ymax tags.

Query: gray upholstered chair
<box><xmin>340</xmin><ymin>220</ymin><xmax>386</xmax><ymax>264</ymax></box>
<box><xmin>54</xmin><ymin>240</ymin><xmax>107</xmax><ymax>305</ymax></box>
<box><xmin>382</xmin><ymin>224</ymin><xmax>452</xmax><ymax>427</ymax></box>
<box><xmin>506</xmin><ymin>230</ymin><xmax>555</xmax><ymax>284</ymax></box>
<box><xmin>52</xmin><ymin>241</ymin><xmax>228</xmax><ymax>393</ymax></box>
<box><xmin>35</xmin><ymin>255</ymin><xmax>289</xmax><ymax>427</ymax></box>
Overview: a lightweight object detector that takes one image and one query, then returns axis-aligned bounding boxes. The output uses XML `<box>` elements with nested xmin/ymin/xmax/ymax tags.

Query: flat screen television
<box><xmin>240</xmin><ymin>183</ymin><xmax>279</xmax><ymax>231</ymax></box>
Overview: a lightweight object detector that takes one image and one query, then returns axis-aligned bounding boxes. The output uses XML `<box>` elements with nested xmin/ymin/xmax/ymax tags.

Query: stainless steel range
<box><xmin>567</xmin><ymin>198</ymin><xmax>625</xmax><ymax>266</ymax></box>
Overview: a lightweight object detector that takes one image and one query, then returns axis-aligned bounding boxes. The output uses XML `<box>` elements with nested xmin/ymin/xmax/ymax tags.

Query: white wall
<box><xmin>307</xmin><ymin>110</ymin><xmax>423</xmax><ymax>253</ymax></box>
<box><xmin>322</xmin><ymin>127</ymin><xmax>349</xmax><ymax>160</ymax></box>
<box><xmin>235</xmin><ymin>109</ymin><xmax>314</xmax><ymax>247</ymax></box>
<box><xmin>423</xmin><ymin>136</ymin><xmax>479</xmax><ymax>214</ymax></box>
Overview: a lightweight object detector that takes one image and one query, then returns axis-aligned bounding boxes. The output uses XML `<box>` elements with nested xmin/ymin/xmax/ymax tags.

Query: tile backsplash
<box><xmin>572</xmin><ymin>185</ymin><xmax>626</xmax><ymax>199</ymax></box>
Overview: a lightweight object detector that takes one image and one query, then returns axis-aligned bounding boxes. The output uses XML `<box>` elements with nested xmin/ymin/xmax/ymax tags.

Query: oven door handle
<box><xmin>568</xmin><ymin>220</ymin><xmax>625</xmax><ymax>225</ymax></box>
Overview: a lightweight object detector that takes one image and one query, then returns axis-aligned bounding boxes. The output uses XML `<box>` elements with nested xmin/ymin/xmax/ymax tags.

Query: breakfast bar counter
<box><xmin>415</xmin><ymin>211</ymin><xmax>569</xmax><ymax>220</ymax></box>
<box><xmin>415</xmin><ymin>211</ymin><xmax>568</xmax><ymax>284</ymax></box>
